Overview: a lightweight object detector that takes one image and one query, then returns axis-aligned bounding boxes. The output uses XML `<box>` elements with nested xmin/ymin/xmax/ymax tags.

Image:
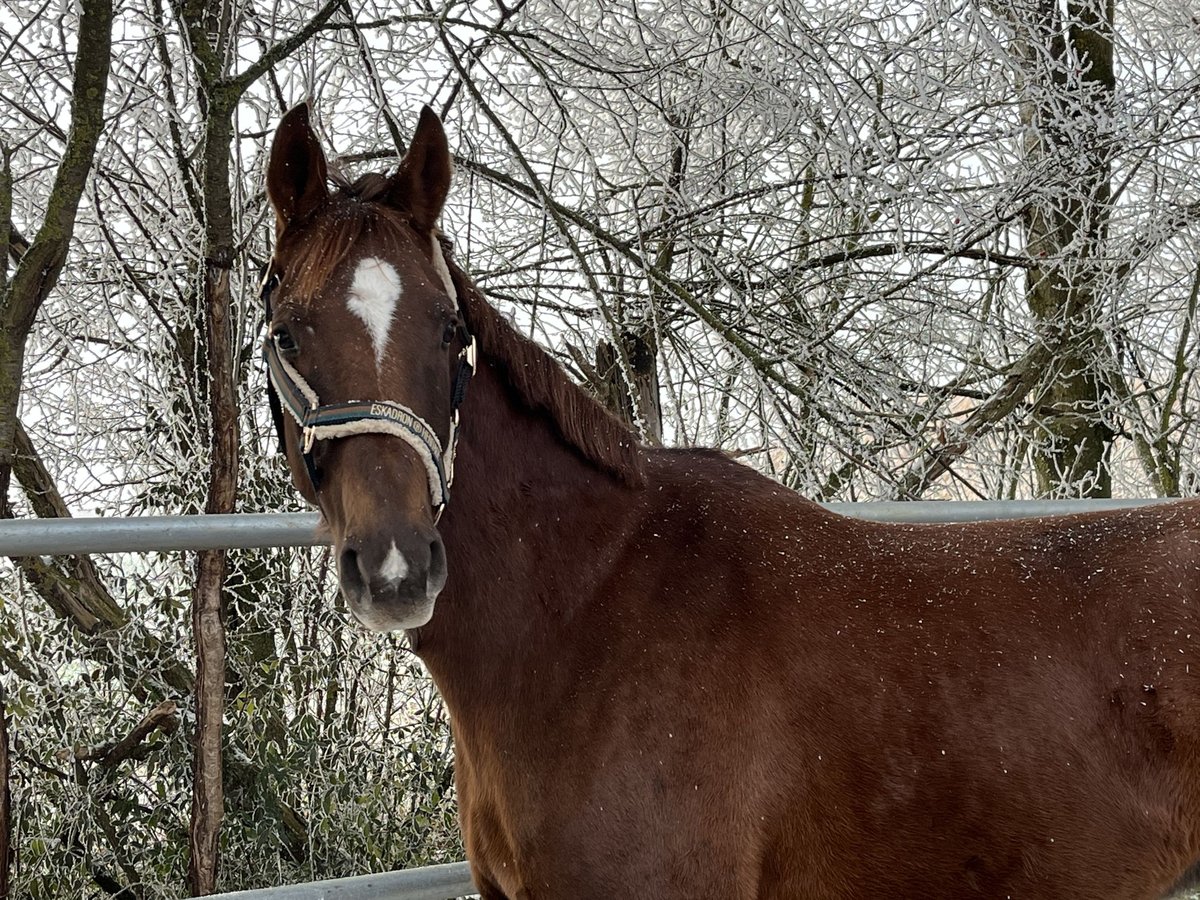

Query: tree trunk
<box><xmin>0</xmin><ymin>6</ymin><xmax>114</xmax><ymax>884</ymax></box>
<box><xmin>170</xmin><ymin>3</ymin><xmax>341</xmax><ymax>885</ymax></box>
<box><xmin>0</xmin><ymin>684</ymin><xmax>10</xmax><ymax>900</ymax></box>
<box><xmin>1019</xmin><ymin>0</ymin><xmax>1117</xmax><ymax>497</ymax></box>
<box><xmin>188</xmin><ymin>256</ymin><xmax>236</xmax><ymax>894</ymax></box>
<box><xmin>591</xmin><ymin>124</ymin><xmax>686</xmax><ymax>444</ymax></box>
<box><xmin>187</xmin><ymin>99</ymin><xmax>238</xmax><ymax>897</ymax></box>
<box><xmin>0</xmin><ymin>0</ymin><xmax>113</xmax><ymax>514</ymax></box>
<box><xmin>594</xmin><ymin>333</ymin><xmax>662</xmax><ymax>443</ymax></box>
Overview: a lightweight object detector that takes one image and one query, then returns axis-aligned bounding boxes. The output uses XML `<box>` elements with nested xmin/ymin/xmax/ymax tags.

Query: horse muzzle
<box><xmin>336</xmin><ymin>527</ymin><xmax>447</xmax><ymax>631</ymax></box>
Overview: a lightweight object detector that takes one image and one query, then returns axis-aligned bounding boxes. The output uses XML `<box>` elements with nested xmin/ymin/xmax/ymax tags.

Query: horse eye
<box><xmin>442</xmin><ymin>322</ymin><xmax>457</xmax><ymax>346</ymax></box>
<box><xmin>272</xmin><ymin>325</ymin><xmax>299</xmax><ymax>354</ymax></box>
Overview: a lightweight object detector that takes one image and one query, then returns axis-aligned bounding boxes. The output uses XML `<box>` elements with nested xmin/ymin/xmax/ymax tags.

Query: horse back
<box><xmin>630</xmin><ymin>454</ymin><xmax>1200</xmax><ymax>898</ymax></box>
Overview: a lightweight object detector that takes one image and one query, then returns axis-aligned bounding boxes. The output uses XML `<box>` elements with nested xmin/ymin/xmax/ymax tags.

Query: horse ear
<box><xmin>386</xmin><ymin>106</ymin><xmax>451</xmax><ymax>232</ymax></box>
<box><xmin>267</xmin><ymin>102</ymin><xmax>328</xmax><ymax>232</ymax></box>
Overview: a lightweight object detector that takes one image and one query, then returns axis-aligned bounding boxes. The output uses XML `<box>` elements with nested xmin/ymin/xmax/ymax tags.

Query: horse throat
<box><xmin>411</xmin><ymin>354</ymin><xmax>641</xmax><ymax>698</ymax></box>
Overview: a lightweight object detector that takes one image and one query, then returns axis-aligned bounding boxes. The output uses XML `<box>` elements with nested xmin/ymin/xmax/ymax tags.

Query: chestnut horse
<box><xmin>262</xmin><ymin>103</ymin><xmax>1200</xmax><ymax>899</ymax></box>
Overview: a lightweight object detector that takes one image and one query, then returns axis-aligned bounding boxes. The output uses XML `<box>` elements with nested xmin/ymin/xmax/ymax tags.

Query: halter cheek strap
<box><xmin>260</xmin><ymin>268</ymin><xmax>476</xmax><ymax>521</ymax></box>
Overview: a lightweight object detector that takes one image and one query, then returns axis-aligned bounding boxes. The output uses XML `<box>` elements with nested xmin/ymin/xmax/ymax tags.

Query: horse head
<box><xmin>263</xmin><ymin>103</ymin><xmax>472</xmax><ymax>632</ymax></box>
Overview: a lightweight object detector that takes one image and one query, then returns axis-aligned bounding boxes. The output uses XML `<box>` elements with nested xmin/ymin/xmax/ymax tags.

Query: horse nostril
<box><xmin>339</xmin><ymin>546</ymin><xmax>367</xmax><ymax>597</ymax></box>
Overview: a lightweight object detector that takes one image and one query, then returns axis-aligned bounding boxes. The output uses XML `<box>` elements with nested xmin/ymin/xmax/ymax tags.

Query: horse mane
<box><xmin>283</xmin><ymin>172</ymin><xmax>646</xmax><ymax>487</ymax></box>
<box><xmin>442</xmin><ymin>245</ymin><xmax>646</xmax><ymax>488</ymax></box>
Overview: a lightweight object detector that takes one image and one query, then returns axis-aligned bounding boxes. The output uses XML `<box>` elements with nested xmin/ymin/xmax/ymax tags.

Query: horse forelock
<box><xmin>277</xmin><ymin>193</ymin><xmax>411</xmax><ymax>306</ymax></box>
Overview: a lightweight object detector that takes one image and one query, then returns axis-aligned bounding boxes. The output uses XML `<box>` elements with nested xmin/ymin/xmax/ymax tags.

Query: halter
<box><xmin>260</xmin><ymin>264</ymin><xmax>476</xmax><ymax>522</ymax></box>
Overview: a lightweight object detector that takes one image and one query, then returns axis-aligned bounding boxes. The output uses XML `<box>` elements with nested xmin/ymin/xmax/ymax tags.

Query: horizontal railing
<box><xmin>207</xmin><ymin>862</ymin><xmax>477</xmax><ymax>900</ymax></box>
<box><xmin>0</xmin><ymin>499</ymin><xmax>1178</xmax><ymax>556</ymax></box>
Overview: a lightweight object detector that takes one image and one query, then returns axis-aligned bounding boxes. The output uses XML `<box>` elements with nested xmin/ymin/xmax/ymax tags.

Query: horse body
<box><xmin>262</xmin><ymin>104</ymin><xmax>1200</xmax><ymax>899</ymax></box>
<box><xmin>422</xmin><ymin>356</ymin><xmax>1200</xmax><ymax>899</ymax></box>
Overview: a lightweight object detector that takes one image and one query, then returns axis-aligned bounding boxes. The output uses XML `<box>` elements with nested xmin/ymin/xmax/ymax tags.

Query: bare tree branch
<box><xmin>226</xmin><ymin>0</ymin><xmax>344</xmax><ymax>96</ymax></box>
<box><xmin>63</xmin><ymin>701</ymin><xmax>179</xmax><ymax>770</ymax></box>
<box><xmin>0</xmin><ymin>0</ymin><xmax>113</xmax><ymax>514</ymax></box>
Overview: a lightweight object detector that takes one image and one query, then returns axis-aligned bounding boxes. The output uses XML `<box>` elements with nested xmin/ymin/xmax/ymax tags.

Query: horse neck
<box><xmin>414</xmin><ymin>356</ymin><xmax>637</xmax><ymax>706</ymax></box>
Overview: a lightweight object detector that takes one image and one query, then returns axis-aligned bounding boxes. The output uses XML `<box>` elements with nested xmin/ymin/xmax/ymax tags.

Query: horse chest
<box><xmin>454</xmin><ymin>728</ymin><xmax>764</xmax><ymax>898</ymax></box>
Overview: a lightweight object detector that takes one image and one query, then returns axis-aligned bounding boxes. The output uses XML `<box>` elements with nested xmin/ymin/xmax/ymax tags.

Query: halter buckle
<box><xmin>443</xmin><ymin>410</ymin><xmax>461</xmax><ymax>487</ymax></box>
<box><xmin>302</xmin><ymin>427</ymin><xmax>316</xmax><ymax>454</ymax></box>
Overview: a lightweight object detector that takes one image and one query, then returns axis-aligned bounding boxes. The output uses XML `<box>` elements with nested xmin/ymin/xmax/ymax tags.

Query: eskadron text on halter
<box><xmin>259</xmin><ymin>254</ymin><xmax>476</xmax><ymax>522</ymax></box>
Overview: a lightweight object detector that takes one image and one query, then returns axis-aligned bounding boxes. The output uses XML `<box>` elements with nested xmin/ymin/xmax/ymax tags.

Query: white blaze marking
<box><xmin>379</xmin><ymin>541</ymin><xmax>409</xmax><ymax>586</ymax></box>
<box><xmin>346</xmin><ymin>257</ymin><xmax>403</xmax><ymax>366</ymax></box>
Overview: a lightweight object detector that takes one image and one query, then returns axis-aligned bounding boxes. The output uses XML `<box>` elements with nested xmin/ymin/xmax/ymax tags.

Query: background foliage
<box><xmin>1</xmin><ymin>0</ymin><xmax>1198</xmax><ymax>894</ymax></box>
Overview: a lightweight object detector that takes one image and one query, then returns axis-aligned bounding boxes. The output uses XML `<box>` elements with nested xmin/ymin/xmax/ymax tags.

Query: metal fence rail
<box><xmin>0</xmin><ymin>499</ymin><xmax>1179</xmax><ymax>556</ymax></box>
<box><xmin>0</xmin><ymin>512</ymin><xmax>325</xmax><ymax>555</ymax></box>
<box><xmin>207</xmin><ymin>862</ymin><xmax>476</xmax><ymax>900</ymax></box>
<box><xmin>0</xmin><ymin>497</ymin><xmax>1183</xmax><ymax>899</ymax></box>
